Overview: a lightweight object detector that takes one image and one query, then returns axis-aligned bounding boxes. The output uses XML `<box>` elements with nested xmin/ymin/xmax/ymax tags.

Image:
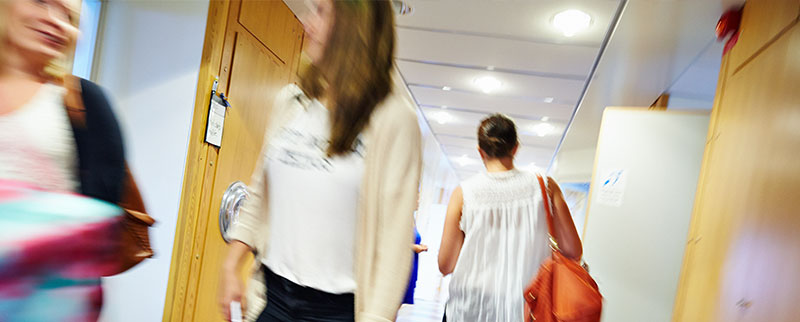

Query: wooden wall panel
<box><xmin>722</xmin><ymin>23</ymin><xmax>800</xmax><ymax>322</ymax></box>
<box><xmin>238</xmin><ymin>0</ymin><xmax>304</xmax><ymax>64</ymax></box>
<box><xmin>728</xmin><ymin>0</ymin><xmax>800</xmax><ymax>71</ymax></box>
<box><xmin>673</xmin><ymin>12</ymin><xmax>800</xmax><ymax>322</ymax></box>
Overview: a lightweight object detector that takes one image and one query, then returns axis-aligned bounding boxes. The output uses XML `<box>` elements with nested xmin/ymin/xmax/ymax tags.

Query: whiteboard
<box><xmin>582</xmin><ymin>108</ymin><xmax>709</xmax><ymax>322</ymax></box>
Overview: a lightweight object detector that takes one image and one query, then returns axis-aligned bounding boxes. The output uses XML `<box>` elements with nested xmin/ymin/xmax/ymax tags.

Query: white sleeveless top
<box><xmin>446</xmin><ymin>168</ymin><xmax>551</xmax><ymax>322</ymax></box>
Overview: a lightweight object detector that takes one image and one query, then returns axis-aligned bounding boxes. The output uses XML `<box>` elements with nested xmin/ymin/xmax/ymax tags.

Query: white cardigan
<box><xmin>229</xmin><ymin>84</ymin><xmax>422</xmax><ymax>321</ymax></box>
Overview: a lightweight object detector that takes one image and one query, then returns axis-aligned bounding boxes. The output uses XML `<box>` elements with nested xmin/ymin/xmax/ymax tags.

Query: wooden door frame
<box><xmin>162</xmin><ymin>1</ymin><xmax>231</xmax><ymax>320</ymax></box>
<box><xmin>163</xmin><ymin>1</ymin><xmax>304</xmax><ymax>320</ymax></box>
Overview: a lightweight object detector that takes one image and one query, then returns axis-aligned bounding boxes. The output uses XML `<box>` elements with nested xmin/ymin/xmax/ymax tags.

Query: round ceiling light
<box><xmin>552</xmin><ymin>9</ymin><xmax>591</xmax><ymax>37</ymax></box>
<box><xmin>430</xmin><ymin>111</ymin><xmax>454</xmax><ymax>125</ymax></box>
<box><xmin>532</xmin><ymin>123</ymin><xmax>556</xmax><ymax>137</ymax></box>
<box><xmin>455</xmin><ymin>154</ymin><xmax>477</xmax><ymax>167</ymax></box>
<box><xmin>473</xmin><ymin>76</ymin><xmax>502</xmax><ymax>94</ymax></box>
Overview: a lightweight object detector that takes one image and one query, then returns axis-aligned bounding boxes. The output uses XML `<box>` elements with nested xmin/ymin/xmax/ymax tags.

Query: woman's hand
<box><xmin>413</xmin><ymin>244</ymin><xmax>429</xmax><ymax>253</ymax></box>
<box><xmin>219</xmin><ymin>241</ymin><xmax>252</xmax><ymax>321</ymax></box>
<box><xmin>218</xmin><ymin>267</ymin><xmax>245</xmax><ymax>321</ymax></box>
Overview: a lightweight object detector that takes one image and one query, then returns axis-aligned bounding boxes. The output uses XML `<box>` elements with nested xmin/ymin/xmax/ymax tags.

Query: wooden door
<box><xmin>672</xmin><ymin>1</ymin><xmax>800</xmax><ymax>320</ymax></box>
<box><xmin>722</xmin><ymin>22</ymin><xmax>800</xmax><ymax>322</ymax></box>
<box><xmin>164</xmin><ymin>1</ymin><xmax>304</xmax><ymax>321</ymax></box>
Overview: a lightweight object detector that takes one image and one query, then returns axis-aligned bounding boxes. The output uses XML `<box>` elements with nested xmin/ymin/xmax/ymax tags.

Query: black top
<box><xmin>69</xmin><ymin>78</ymin><xmax>127</xmax><ymax>204</ymax></box>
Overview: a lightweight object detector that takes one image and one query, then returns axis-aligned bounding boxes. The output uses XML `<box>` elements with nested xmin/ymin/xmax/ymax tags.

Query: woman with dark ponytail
<box><xmin>438</xmin><ymin>114</ymin><xmax>582</xmax><ymax>321</ymax></box>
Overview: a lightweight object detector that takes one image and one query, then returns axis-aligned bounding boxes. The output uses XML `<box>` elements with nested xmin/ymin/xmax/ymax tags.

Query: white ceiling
<box><xmin>394</xmin><ymin>0</ymin><xmax>623</xmax><ymax>179</ymax></box>
<box><xmin>283</xmin><ymin>0</ymin><xmax>738</xmax><ymax>180</ymax></box>
<box><xmin>553</xmin><ymin>0</ymin><xmax>746</xmax><ymax>181</ymax></box>
<box><xmin>667</xmin><ymin>39</ymin><xmax>724</xmax><ymax>110</ymax></box>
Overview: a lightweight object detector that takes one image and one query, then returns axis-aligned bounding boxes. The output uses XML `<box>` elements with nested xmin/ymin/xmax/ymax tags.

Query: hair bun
<box><xmin>477</xmin><ymin>114</ymin><xmax>517</xmax><ymax>158</ymax></box>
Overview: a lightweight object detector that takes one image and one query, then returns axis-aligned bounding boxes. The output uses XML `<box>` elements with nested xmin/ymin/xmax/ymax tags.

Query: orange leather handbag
<box><xmin>524</xmin><ymin>175</ymin><xmax>602</xmax><ymax>322</ymax></box>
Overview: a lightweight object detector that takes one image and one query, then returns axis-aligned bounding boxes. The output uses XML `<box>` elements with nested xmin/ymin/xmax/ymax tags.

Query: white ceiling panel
<box><xmin>443</xmin><ymin>144</ymin><xmax>553</xmax><ymax>166</ymax></box>
<box><xmin>431</xmin><ymin>123</ymin><xmax>563</xmax><ymax>147</ymax></box>
<box><xmin>397</xmin><ymin>0</ymin><xmax>621</xmax><ymax>45</ymax></box>
<box><xmin>422</xmin><ymin>108</ymin><xmax>564</xmax><ymax>147</ymax></box>
<box><xmin>437</xmin><ymin>135</ymin><xmax>555</xmax><ymax>157</ymax></box>
<box><xmin>396</xmin><ymin>28</ymin><xmax>599</xmax><ymax>76</ymax></box>
<box><xmin>435</xmin><ymin>135</ymin><xmax>483</xmax><ymax>150</ymax></box>
<box><xmin>410</xmin><ymin>86</ymin><xmax>576</xmax><ymax>121</ymax></box>
<box><xmin>438</xmin><ymin>134</ymin><xmax>553</xmax><ymax>175</ymax></box>
<box><xmin>398</xmin><ymin>60</ymin><xmax>585</xmax><ymax>102</ymax></box>
<box><xmin>420</xmin><ymin>106</ymin><xmax>567</xmax><ymax>131</ymax></box>
<box><xmin>441</xmin><ymin>145</ymin><xmax>481</xmax><ymax>160</ymax></box>
<box><xmin>284</xmin><ymin>0</ymin><xmax>626</xmax><ymax>180</ymax></box>
<box><xmin>668</xmin><ymin>40</ymin><xmax>723</xmax><ymax>102</ymax></box>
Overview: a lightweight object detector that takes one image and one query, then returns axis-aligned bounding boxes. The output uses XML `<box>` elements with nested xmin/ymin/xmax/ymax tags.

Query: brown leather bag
<box><xmin>524</xmin><ymin>174</ymin><xmax>602</xmax><ymax>322</ymax></box>
<box><xmin>115</xmin><ymin>167</ymin><xmax>156</xmax><ymax>272</ymax></box>
<box><xmin>63</xmin><ymin>76</ymin><xmax>155</xmax><ymax>273</ymax></box>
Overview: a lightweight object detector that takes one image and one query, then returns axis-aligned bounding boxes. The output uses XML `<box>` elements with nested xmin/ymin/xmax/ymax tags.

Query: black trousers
<box><xmin>256</xmin><ymin>266</ymin><xmax>355</xmax><ymax>322</ymax></box>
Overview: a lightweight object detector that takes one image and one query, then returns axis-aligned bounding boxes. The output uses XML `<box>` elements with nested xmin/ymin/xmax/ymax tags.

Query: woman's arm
<box><xmin>547</xmin><ymin>177</ymin><xmax>583</xmax><ymax>260</ymax></box>
<box><xmin>438</xmin><ymin>186</ymin><xmax>464</xmax><ymax>275</ymax></box>
<box><xmin>219</xmin><ymin>135</ymin><xmax>268</xmax><ymax>320</ymax></box>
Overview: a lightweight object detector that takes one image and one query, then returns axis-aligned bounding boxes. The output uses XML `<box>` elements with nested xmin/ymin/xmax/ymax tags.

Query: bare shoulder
<box><xmin>452</xmin><ymin>186</ymin><xmax>463</xmax><ymax>199</ymax></box>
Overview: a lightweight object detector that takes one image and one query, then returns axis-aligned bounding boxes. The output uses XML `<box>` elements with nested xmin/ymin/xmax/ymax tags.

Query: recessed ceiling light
<box><xmin>543</xmin><ymin>97</ymin><xmax>555</xmax><ymax>103</ymax></box>
<box><xmin>473</xmin><ymin>76</ymin><xmax>502</xmax><ymax>94</ymax></box>
<box><xmin>442</xmin><ymin>86</ymin><xmax>452</xmax><ymax>91</ymax></box>
<box><xmin>486</xmin><ymin>65</ymin><xmax>495</xmax><ymax>71</ymax></box>
<box><xmin>430</xmin><ymin>111</ymin><xmax>454</xmax><ymax>125</ymax></box>
<box><xmin>540</xmin><ymin>116</ymin><xmax>550</xmax><ymax>122</ymax></box>
<box><xmin>441</xmin><ymin>105</ymin><xmax>448</xmax><ymax>109</ymax></box>
<box><xmin>532</xmin><ymin>123</ymin><xmax>556</xmax><ymax>137</ymax></box>
<box><xmin>455</xmin><ymin>154</ymin><xmax>477</xmax><ymax>167</ymax></box>
<box><xmin>553</xmin><ymin>9</ymin><xmax>591</xmax><ymax>37</ymax></box>
<box><xmin>523</xmin><ymin>162</ymin><xmax>541</xmax><ymax>172</ymax></box>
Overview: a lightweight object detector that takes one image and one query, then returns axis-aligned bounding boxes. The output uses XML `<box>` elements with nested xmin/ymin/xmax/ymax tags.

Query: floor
<box><xmin>396</xmin><ymin>299</ymin><xmax>445</xmax><ymax>322</ymax></box>
<box><xmin>395</xmin><ymin>247</ymin><xmax>449</xmax><ymax>322</ymax></box>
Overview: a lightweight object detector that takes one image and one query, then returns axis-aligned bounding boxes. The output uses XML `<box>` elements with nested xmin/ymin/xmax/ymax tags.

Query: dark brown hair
<box><xmin>478</xmin><ymin>114</ymin><xmax>518</xmax><ymax>158</ymax></box>
<box><xmin>299</xmin><ymin>0</ymin><xmax>395</xmax><ymax>156</ymax></box>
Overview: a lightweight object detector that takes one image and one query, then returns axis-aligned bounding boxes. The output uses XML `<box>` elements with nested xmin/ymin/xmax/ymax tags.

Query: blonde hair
<box><xmin>298</xmin><ymin>0</ymin><xmax>395</xmax><ymax>157</ymax></box>
<box><xmin>0</xmin><ymin>1</ymin><xmax>10</xmax><ymax>64</ymax></box>
<box><xmin>0</xmin><ymin>0</ymin><xmax>81</xmax><ymax>80</ymax></box>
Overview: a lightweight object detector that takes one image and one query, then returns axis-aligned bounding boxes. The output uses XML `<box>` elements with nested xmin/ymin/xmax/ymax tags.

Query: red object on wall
<box><xmin>717</xmin><ymin>7</ymin><xmax>743</xmax><ymax>55</ymax></box>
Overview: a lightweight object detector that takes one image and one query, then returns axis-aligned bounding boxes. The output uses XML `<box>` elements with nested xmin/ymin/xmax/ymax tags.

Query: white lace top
<box><xmin>446</xmin><ymin>168</ymin><xmax>551</xmax><ymax>322</ymax></box>
<box><xmin>0</xmin><ymin>84</ymin><xmax>79</xmax><ymax>192</ymax></box>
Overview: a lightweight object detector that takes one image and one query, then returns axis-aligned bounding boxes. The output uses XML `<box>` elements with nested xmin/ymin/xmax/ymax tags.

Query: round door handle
<box><xmin>219</xmin><ymin>181</ymin><xmax>248</xmax><ymax>243</ymax></box>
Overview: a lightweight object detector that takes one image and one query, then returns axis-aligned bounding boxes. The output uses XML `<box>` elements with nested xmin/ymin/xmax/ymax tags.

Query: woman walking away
<box><xmin>438</xmin><ymin>114</ymin><xmax>582</xmax><ymax>322</ymax></box>
<box><xmin>218</xmin><ymin>0</ymin><xmax>422</xmax><ymax>321</ymax></box>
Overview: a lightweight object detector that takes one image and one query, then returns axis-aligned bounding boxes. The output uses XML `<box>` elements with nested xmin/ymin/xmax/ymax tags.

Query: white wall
<box><xmin>92</xmin><ymin>1</ymin><xmax>209</xmax><ymax>321</ymax></box>
<box><xmin>550</xmin><ymin>147</ymin><xmax>596</xmax><ymax>183</ymax></box>
<box><xmin>582</xmin><ymin>108</ymin><xmax>709</xmax><ymax>322</ymax></box>
<box><xmin>72</xmin><ymin>0</ymin><xmax>102</xmax><ymax>79</ymax></box>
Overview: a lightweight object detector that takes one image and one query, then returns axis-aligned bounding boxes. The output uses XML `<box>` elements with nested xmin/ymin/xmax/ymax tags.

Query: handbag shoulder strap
<box><xmin>63</xmin><ymin>75</ymin><xmax>87</xmax><ymax>129</ymax></box>
<box><xmin>61</xmin><ymin>76</ymin><xmax>150</xmax><ymax>220</ymax></box>
<box><xmin>536</xmin><ymin>174</ymin><xmax>557</xmax><ymax>245</ymax></box>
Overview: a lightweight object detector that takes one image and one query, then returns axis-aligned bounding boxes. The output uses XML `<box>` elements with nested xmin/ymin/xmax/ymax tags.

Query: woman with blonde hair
<box><xmin>218</xmin><ymin>0</ymin><xmax>422</xmax><ymax>321</ymax></box>
<box><xmin>1</xmin><ymin>0</ymin><xmax>150</xmax><ymax>320</ymax></box>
